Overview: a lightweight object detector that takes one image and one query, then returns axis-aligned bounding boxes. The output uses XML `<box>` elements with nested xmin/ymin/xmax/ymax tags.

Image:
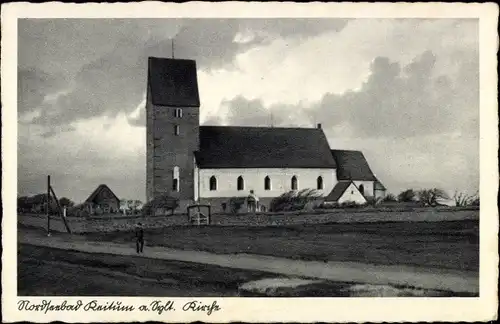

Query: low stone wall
<box><xmin>19</xmin><ymin>206</ymin><xmax>479</xmax><ymax>234</ymax></box>
<box><xmin>199</xmin><ymin>197</ymin><xmax>274</xmax><ymax>213</ymax></box>
<box><xmin>18</xmin><ymin>213</ymin><xmax>187</xmax><ymax>233</ymax></box>
<box><xmin>210</xmin><ymin>208</ymin><xmax>479</xmax><ymax>226</ymax></box>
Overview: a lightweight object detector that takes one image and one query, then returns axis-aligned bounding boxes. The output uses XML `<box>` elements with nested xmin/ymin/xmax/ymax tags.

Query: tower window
<box><xmin>174</xmin><ymin>125</ymin><xmax>180</xmax><ymax>135</ymax></box>
<box><xmin>174</xmin><ymin>108</ymin><xmax>183</xmax><ymax>118</ymax></box>
<box><xmin>317</xmin><ymin>176</ymin><xmax>323</xmax><ymax>190</ymax></box>
<box><xmin>291</xmin><ymin>176</ymin><xmax>298</xmax><ymax>190</ymax></box>
<box><xmin>264</xmin><ymin>176</ymin><xmax>271</xmax><ymax>190</ymax></box>
<box><xmin>209</xmin><ymin>176</ymin><xmax>217</xmax><ymax>191</ymax></box>
<box><xmin>172</xmin><ymin>167</ymin><xmax>180</xmax><ymax>192</ymax></box>
<box><xmin>237</xmin><ymin>176</ymin><xmax>244</xmax><ymax>191</ymax></box>
<box><xmin>359</xmin><ymin>184</ymin><xmax>365</xmax><ymax>195</ymax></box>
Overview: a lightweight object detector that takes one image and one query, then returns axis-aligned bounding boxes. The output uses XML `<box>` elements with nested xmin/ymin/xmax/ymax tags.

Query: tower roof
<box><xmin>195</xmin><ymin>126</ymin><xmax>337</xmax><ymax>169</ymax></box>
<box><xmin>147</xmin><ymin>57</ymin><xmax>200</xmax><ymax>107</ymax></box>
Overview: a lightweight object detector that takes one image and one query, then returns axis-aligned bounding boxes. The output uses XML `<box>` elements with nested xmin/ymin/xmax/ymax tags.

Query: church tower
<box><xmin>146</xmin><ymin>57</ymin><xmax>200</xmax><ymax>208</ymax></box>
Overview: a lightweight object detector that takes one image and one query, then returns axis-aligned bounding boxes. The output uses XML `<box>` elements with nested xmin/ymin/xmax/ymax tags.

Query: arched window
<box><xmin>237</xmin><ymin>176</ymin><xmax>244</xmax><ymax>191</ymax></box>
<box><xmin>209</xmin><ymin>176</ymin><xmax>217</xmax><ymax>191</ymax></box>
<box><xmin>317</xmin><ymin>176</ymin><xmax>323</xmax><ymax>190</ymax></box>
<box><xmin>264</xmin><ymin>176</ymin><xmax>271</xmax><ymax>190</ymax></box>
<box><xmin>172</xmin><ymin>166</ymin><xmax>180</xmax><ymax>192</ymax></box>
<box><xmin>291</xmin><ymin>176</ymin><xmax>298</xmax><ymax>190</ymax></box>
<box><xmin>359</xmin><ymin>184</ymin><xmax>365</xmax><ymax>195</ymax></box>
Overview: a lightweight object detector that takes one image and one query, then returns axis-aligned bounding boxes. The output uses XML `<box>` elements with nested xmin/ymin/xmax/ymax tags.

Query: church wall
<box><xmin>198</xmin><ymin>168</ymin><xmax>337</xmax><ymax>199</ymax></box>
<box><xmin>353</xmin><ymin>180</ymin><xmax>375</xmax><ymax>198</ymax></box>
<box><xmin>337</xmin><ymin>183</ymin><xmax>367</xmax><ymax>204</ymax></box>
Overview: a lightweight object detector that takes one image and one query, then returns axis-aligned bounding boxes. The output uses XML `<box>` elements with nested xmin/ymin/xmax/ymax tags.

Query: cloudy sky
<box><xmin>18</xmin><ymin>18</ymin><xmax>479</xmax><ymax>203</ymax></box>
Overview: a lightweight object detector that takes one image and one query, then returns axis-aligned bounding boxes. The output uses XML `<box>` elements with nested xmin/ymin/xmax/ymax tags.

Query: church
<box><xmin>146</xmin><ymin>57</ymin><xmax>386</xmax><ymax>212</ymax></box>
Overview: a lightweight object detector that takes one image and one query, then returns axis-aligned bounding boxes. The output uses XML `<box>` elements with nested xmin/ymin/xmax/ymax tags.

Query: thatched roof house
<box><xmin>84</xmin><ymin>184</ymin><xmax>120</xmax><ymax>214</ymax></box>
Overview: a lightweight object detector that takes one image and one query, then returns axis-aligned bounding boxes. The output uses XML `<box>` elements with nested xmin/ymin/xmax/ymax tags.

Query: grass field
<box><xmin>80</xmin><ymin>220</ymin><xmax>478</xmax><ymax>272</ymax></box>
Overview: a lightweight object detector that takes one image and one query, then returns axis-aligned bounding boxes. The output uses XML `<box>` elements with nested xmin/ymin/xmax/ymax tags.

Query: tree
<box><xmin>18</xmin><ymin>193</ymin><xmax>66</xmax><ymax>214</ymax></box>
<box><xmin>18</xmin><ymin>193</ymin><xmax>47</xmax><ymax>213</ymax></box>
<box><xmin>59</xmin><ymin>197</ymin><xmax>75</xmax><ymax>208</ymax></box>
<box><xmin>398</xmin><ymin>189</ymin><xmax>416</xmax><ymax>202</ymax></box>
<box><xmin>418</xmin><ymin>188</ymin><xmax>449</xmax><ymax>206</ymax></box>
<box><xmin>17</xmin><ymin>196</ymin><xmax>31</xmax><ymax>212</ymax></box>
<box><xmin>132</xmin><ymin>200</ymin><xmax>143</xmax><ymax>212</ymax></box>
<box><xmin>470</xmin><ymin>196</ymin><xmax>480</xmax><ymax>206</ymax></box>
<box><xmin>453</xmin><ymin>191</ymin><xmax>478</xmax><ymax>207</ymax></box>
<box><xmin>30</xmin><ymin>193</ymin><xmax>47</xmax><ymax>205</ymax></box>
<box><xmin>382</xmin><ymin>193</ymin><xmax>397</xmax><ymax>202</ymax></box>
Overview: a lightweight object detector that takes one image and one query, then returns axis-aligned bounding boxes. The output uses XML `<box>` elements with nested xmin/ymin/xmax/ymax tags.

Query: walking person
<box><xmin>135</xmin><ymin>222</ymin><xmax>144</xmax><ymax>254</ymax></box>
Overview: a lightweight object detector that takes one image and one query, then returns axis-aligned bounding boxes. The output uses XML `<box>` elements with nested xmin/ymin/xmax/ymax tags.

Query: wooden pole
<box><xmin>50</xmin><ymin>186</ymin><xmax>71</xmax><ymax>233</ymax></box>
<box><xmin>47</xmin><ymin>175</ymin><xmax>51</xmax><ymax>236</ymax></box>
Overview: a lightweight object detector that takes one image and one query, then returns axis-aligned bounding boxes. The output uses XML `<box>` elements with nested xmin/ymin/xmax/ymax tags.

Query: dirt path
<box><xmin>18</xmin><ymin>230</ymin><xmax>478</xmax><ymax>294</ymax></box>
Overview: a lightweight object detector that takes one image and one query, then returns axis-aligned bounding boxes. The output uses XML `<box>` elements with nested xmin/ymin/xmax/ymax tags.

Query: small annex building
<box><xmin>145</xmin><ymin>57</ymin><xmax>387</xmax><ymax>213</ymax></box>
<box><xmin>84</xmin><ymin>184</ymin><xmax>120</xmax><ymax>214</ymax></box>
<box><xmin>324</xmin><ymin>181</ymin><xmax>367</xmax><ymax>205</ymax></box>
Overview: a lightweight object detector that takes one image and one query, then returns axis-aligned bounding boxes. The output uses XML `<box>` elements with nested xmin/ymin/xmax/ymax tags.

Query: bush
<box><xmin>398</xmin><ymin>189</ymin><xmax>416</xmax><ymax>202</ymax></box>
<box><xmin>339</xmin><ymin>200</ymin><xmax>364</xmax><ymax>208</ymax></box>
<box><xmin>270</xmin><ymin>189</ymin><xmax>322</xmax><ymax>212</ymax></box>
<box><xmin>142</xmin><ymin>195</ymin><xmax>179</xmax><ymax>216</ymax></box>
<box><xmin>382</xmin><ymin>193</ymin><xmax>397</xmax><ymax>202</ymax></box>
<box><xmin>417</xmin><ymin>188</ymin><xmax>449</xmax><ymax>206</ymax></box>
<box><xmin>59</xmin><ymin>197</ymin><xmax>75</xmax><ymax>208</ymax></box>
<box><xmin>314</xmin><ymin>200</ymin><xmax>367</xmax><ymax>209</ymax></box>
<box><xmin>229</xmin><ymin>197</ymin><xmax>246</xmax><ymax>214</ymax></box>
<box><xmin>315</xmin><ymin>202</ymin><xmax>336</xmax><ymax>209</ymax></box>
<box><xmin>66</xmin><ymin>204</ymin><xmax>90</xmax><ymax>218</ymax></box>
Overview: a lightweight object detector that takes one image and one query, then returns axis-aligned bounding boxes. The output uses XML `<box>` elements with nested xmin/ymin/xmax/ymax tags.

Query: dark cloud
<box><xmin>31</xmin><ymin>52</ymin><xmax>146</xmax><ymax>127</ymax></box>
<box><xmin>220</xmin><ymin>50</ymin><xmax>478</xmax><ymax>139</ymax></box>
<box><xmin>18</xmin><ymin>18</ymin><xmax>348</xmax><ymax>133</ymax></box>
<box><xmin>17</xmin><ymin>68</ymin><xmax>68</xmax><ymax>115</ymax></box>
<box><xmin>172</xmin><ymin>19</ymin><xmax>349</xmax><ymax>69</ymax></box>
